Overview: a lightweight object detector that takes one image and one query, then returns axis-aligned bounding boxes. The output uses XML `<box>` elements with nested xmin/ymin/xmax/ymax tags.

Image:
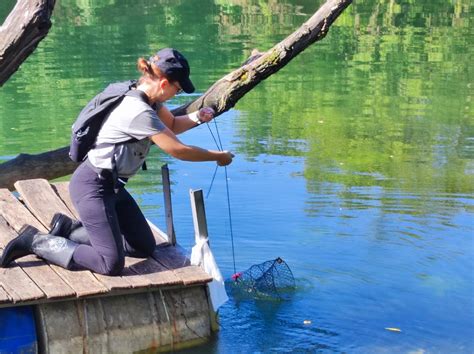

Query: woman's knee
<box><xmin>72</xmin><ymin>245</ymin><xmax>124</xmax><ymax>275</ymax></box>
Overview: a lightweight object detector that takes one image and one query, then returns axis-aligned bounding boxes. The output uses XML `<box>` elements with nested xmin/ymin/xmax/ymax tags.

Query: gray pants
<box><xmin>69</xmin><ymin>162</ymin><xmax>156</xmax><ymax>275</ymax></box>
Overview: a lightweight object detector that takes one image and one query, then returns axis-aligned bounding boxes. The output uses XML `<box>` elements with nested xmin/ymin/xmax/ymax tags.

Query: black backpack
<box><xmin>69</xmin><ymin>80</ymin><xmax>138</xmax><ymax>162</ymax></box>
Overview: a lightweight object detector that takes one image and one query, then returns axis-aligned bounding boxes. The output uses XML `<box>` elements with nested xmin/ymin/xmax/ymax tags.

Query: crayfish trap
<box><xmin>227</xmin><ymin>257</ymin><xmax>295</xmax><ymax>300</ymax></box>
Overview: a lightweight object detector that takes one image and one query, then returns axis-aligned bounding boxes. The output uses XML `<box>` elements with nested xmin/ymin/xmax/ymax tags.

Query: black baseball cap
<box><xmin>149</xmin><ymin>48</ymin><xmax>195</xmax><ymax>93</ymax></box>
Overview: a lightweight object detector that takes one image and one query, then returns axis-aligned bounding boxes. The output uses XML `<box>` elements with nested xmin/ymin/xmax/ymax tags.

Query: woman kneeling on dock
<box><xmin>0</xmin><ymin>48</ymin><xmax>233</xmax><ymax>275</ymax></box>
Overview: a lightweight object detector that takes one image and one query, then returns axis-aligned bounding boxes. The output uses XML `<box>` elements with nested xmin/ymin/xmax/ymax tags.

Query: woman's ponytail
<box><xmin>136</xmin><ymin>57</ymin><xmax>167</xmax><ymax>84</ymax></box>
<box><xmin>137</xmin><ymin>58</ymin><xmax>152</xmax><ymax>76</ymax></box>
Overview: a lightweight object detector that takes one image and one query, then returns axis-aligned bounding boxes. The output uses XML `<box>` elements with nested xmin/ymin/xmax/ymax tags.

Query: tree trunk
<box><xmin>0</xmin><ymin>0</ymin><xmax>352</xmax><ymax>191</ymax></box>
<box><xmin>0</xmin><ymin>0</ymin><xmax>56</xmax><ymax>86</ymax></box>
<box><xmin>0</xmin><ymin>148</ymin><xmax>78</xmax><ymax>191</ymax></box>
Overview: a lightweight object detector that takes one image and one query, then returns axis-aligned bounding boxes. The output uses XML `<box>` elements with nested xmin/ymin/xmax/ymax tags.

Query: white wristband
<box><xmin>188</xmin><ymin>111</ymin><xmax>202</xmax><ymax>125</ymax></box>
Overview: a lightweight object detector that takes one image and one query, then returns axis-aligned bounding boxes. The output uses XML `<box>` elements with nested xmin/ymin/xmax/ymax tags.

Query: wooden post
<box><xmin>161</xmin><ymin>164</ymin><xmax>176</xmax><ymax>246</ymax></box>
<box><xmin>189</xmin><ymin>189</ymin><xmax>208</xmax><ymax>245</ymax></box>
<box><xmin>189</xmin><ymin>189</ymin><xmax>219</xmax><ymax>332</ymax></box>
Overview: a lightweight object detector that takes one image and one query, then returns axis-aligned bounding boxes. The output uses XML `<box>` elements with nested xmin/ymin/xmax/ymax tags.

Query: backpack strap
<box><xmin>101</xmin><ymin>87</ymin><xmax>151</xmax><ymax>190</ymax></box>
<box><xmin>123</xmin><ymin>88</ymin><xmax>151</xmax><ymax>173</ymax></box>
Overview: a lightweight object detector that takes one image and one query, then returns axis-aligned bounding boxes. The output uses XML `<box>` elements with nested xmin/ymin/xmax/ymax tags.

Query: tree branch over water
<box><xmin>0</xmin><ymin>0</ymin><xmax>56</xmax><ymax>86</ymax></box>
<box><xmin>172</xmin><ymin>0</ymin><xmax>352</xmax><ymax>116</ymax></box>
<box><xmin>0</xmin><ymin>0</ymin><xmax>352</xmax><ymax>190</ymax></box>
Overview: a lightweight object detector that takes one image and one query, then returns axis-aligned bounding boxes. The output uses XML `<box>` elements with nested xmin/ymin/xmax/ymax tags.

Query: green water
<box><xmin>0</xmin><ymin>1</ymin><xmax>473</xmax><ymax>353</ymax></box>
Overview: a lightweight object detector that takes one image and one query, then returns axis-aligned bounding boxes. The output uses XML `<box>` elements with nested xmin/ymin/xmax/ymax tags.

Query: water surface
<box><xmin>0</xmin><ymin>1</ymin><xmax>472</xmax><ymax>353</ymax></box>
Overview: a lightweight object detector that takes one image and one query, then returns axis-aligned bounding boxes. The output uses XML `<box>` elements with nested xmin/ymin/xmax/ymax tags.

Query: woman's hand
<box><xmin>198</xmin><ymin>107</ymin><xmax>215</xmax><ymax>123</ymax></box>
<box><xmin>217</xmin><ymin>151</ymin><xmax>234</xmax><ymax>166</ymax></box>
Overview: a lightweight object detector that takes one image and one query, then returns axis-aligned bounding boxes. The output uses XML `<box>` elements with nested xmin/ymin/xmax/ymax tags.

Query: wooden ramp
<box><xmin>0</xmin><ymin>179</ymin><xmax>212</xmax><ymax>308</ymax></box>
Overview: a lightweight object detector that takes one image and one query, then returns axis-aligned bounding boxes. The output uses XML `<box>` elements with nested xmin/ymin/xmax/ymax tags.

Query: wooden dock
<box><xmin>0</xmin><ymin>178</ymin><xmax>214</xmax><ymax>352</ymax></box>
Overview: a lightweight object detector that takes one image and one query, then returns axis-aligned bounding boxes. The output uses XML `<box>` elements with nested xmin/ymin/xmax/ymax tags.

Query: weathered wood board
<box><xmin>0</xmin><ymin>190</ymin><xmax>76</xmax><ymax>300</ymax></box>
<box><xmin>52</xmin><ymin>181</ymin><xmax>79</xmax><ymax>219</ymax></box>
<box><xmin>0</xmin><ymin>179</ymin><xmax>212</xmax><ymax>308</ymax></box>
<box><xmin>0</xmin><ymin>285</ymin><xmax>11</xmax><ymax>304</ymax></box>
<box><xmin>14</xmin><ymin>179</ymin><xmax>109</xmax><ymax>298</ymax></box>
<box><xmin>0</xmin><ymin>217</ymin><xmax>45</xmax><ymax>304</ymax></box>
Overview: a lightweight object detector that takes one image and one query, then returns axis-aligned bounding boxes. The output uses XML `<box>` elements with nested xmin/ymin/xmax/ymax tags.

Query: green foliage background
<box><xmin>0</xmin><ymin>0</ymin><xmax>472</xmax><ymax>194</ymax></box>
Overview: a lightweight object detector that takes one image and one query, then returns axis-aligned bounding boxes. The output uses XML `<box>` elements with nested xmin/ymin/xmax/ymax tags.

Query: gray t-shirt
<box><xmin>88</xmin><ymin>94</ymin><xmax>165</xmax><ymax>178</ymax></box>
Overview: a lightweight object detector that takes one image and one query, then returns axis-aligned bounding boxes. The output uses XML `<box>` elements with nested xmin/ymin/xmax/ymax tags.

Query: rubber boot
<box><xmin>31</xmin><ymin>233</ymin><xmax>78</xmax><ymax>269</ymax></box>
<box><xmin>0</xmin><ymin>225</ymin><xmax>78</xmax><ymax>269</ymax></box>
<box><xmin>50</xmin><ymin>213</ymin><xmax>91</xmax><ymax>245</ymax></box>
<box><xmin>49</xmin><ymin>213</ymin><xmax>82</xmax><ymax>237</ymax></box>
<box><xmin>48</xmin><ymin>214</ymin><xmax>146</xmax><ymax>253</ymax></box>
<box><xmin>0</xmin><ymin>225</ymin><xmax>38</xmax><ymax>267</ymax></box>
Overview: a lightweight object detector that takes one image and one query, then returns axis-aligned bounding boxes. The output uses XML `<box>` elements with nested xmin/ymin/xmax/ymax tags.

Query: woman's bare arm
<box><xmin>150</xmin><ymin>128</ymin><xmax>233</xmax><ymax>165</ymax></box>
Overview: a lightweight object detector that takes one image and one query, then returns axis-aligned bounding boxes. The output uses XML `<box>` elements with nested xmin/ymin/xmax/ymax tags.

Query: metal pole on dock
<box><xmin>161</xmin><ymin>164</ymin><xmax>176</xmax><ymax>246</ymax></box>
<box><xmin>189</xmin><ymin>189</ymin><xmax>209</xmax><ymax>245</ymax></box>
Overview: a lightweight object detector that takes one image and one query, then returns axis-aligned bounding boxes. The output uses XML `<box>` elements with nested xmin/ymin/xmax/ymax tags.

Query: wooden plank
<box><xmin>14</xmin><ymin>179</ymin><xmax>110</xmax><ymax>297</ymax></box>
<box><xmin>50</xmin><ymin>264</ymin><xmax>108</xmax><ymax>298</ymax></box>
<box><xmin>14</xmin><ymin>179</ymin><xmax>75</xmax><ymax>228</ymax></box>
<box><xmin>0</xmin><ymin>217</ymin><xmax>45</xmax><ymax>304</ymax></box>
<box><xmin>127</xmin><ymin>256</ymin><xmax>181</xmax><ymax>287</ymax></box>
<box><xmin>14</xmin><ymin>258</ymin><xmax>76</xmax><ymax>300</ymax></box>
<box><xmin>153</xmin><ymin>244</ymin><xmax>210</xmax><ymax>286</ymax></box>
<box><xmin>152</xmin><ymin>244</ymin><xmax>190</xmax><ymax>270</ymax></box>
<box><xmin>0</xmin><ymin>285</ymin><xmax>11</xmax><ymax>305</ymax></box>
<box><xmin>51</xmin><ymin>181</ymin><xmax>79</xmax><ymax>219</ymax></box>
<box><xmin>173</xmin><ymin>266</ymin><xmax>213</xmax><ymax>286</ymax></box>
<box><xmin>0</xmin><ymin>263</ymin><xmax>45</xmax><ymax>305</ymax></box>
<box><xmin>0</xmin><ymin>189</ymin><xmax>44</xmax><ymax>230</ymax></box>
<box><xmin>0</xmin><ymin>264</ymin><xmax>45</xmax><ymax>305</ymax></box>
<box><xmin>93</xmin><ymin>273</ymin><xmax>133</xmax><ymax>291</ymax></box>
<box><xmin>123</xmin><ymin>258</ymin><xmax>153</xmax><ymax>288</ymax></box>
<box><xmin>97</xmin><ymin>256</ymin><xmax>183</xmax><ymax>290</ymax></box>
<box><xmin>0</xmin><ymin>190</ymin><xmax>76</xmax><ymax>300</ymax></box>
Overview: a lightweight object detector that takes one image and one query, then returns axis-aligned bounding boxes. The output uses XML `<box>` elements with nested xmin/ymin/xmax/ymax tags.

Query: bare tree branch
<box><xmin>172</xmin><ymin>0</ymin><xmax>352</xmax><ymax>116</ymax></box>
<box><xmin>0</xmin><ymin>0</ymin><xmax>56</xmax><ymax>86</ymax></box>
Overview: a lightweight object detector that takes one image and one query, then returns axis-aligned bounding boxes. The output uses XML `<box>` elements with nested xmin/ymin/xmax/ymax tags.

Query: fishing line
<box><xmin>213</xmin><ymin>118</ymin><xmax>224</xmax><ymax>151</ymax></box>
<box><xmin>205</xmin><ymin>119</ymin><xmax>237</xmax><ymax>275</ymax></box>
<box><xmin>206</xmin><ymin>123</ymin><xmax>222</xmax><ymax>151</ymax></box>
<box><xmin>203</xmin><ymin>119</ymin><xmax>296</xmax><ymax>300</ymax></box>
<box><xmin>205</xmin><ymin>123</ymin><xmax>220</xmax><ymax>198</ymax></box>
<box><xmin>223</xmin><ymin>163</ymin><xmax>237</xmax><ymax>275</ymax></box>
<box><xmin>206</xmin><ymin>164</ymin><xmax>219</xmax><ymax>199</ymax></box>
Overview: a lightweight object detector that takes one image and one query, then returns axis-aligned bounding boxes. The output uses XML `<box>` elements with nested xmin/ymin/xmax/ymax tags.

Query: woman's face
<box><xmin>155</xmin><ymin>77</ymin><xmax>182</xmax><ymax>102</ymax></box>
